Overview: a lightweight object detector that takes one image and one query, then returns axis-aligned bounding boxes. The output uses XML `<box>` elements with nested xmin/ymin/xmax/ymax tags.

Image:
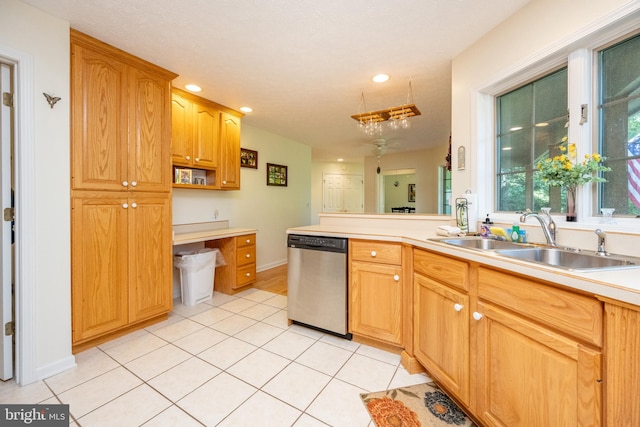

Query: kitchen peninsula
<box><xmin>288</xmin><ymin>212</ymin><xmax>640</xmax><ymax>426</ymax></box>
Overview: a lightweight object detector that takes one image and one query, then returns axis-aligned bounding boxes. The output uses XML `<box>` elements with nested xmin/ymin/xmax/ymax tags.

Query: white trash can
<box><xmin>173</xmin><ymin>248</ymin><xmax>217</xmax><ymax>306</ymax></box>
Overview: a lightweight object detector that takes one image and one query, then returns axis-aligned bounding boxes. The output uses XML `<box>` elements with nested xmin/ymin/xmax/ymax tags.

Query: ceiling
<box><xmin>24</xmin><ymin>0</ymin><xmax>529</xmax><ymax>162</ymax></box>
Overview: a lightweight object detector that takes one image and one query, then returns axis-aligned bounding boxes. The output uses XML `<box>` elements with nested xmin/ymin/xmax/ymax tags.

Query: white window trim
<box><xmin>475</xmin><ymin>4</ymin><xmax>640</xmax><ymax>232</ymax></box>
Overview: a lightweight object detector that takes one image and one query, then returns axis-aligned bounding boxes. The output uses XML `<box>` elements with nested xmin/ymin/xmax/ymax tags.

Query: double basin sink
<box><xmin>429</xmin><ymin>237</ymin><xmax>640</xmax><ymax>272</ymax></box>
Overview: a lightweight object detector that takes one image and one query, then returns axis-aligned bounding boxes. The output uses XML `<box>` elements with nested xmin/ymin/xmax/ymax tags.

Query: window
<box><xmin>598</xmin><ymin>33</ymin><xmax>640</xmax><ymax>216</ymax></box>
<box><xmin>496</xmin><ymin>68</ymin><xmax>568</xmax><ymax>212</ymax></box>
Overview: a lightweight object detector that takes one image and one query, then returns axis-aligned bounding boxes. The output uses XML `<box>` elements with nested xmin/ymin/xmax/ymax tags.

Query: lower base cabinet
<box><xmin>71</xmin><ymin>193</ymin><xmax>172</xmax><ymax>350</ymax></box>
<box><xmin>205</xmin><ymin>233</ymin><xmax>256</xmax><ymax>294</ymax></box>
<box><xmin>413</xmin><ymin>248</ymin><xmax>603</xmax><ymax>426</ymax></box>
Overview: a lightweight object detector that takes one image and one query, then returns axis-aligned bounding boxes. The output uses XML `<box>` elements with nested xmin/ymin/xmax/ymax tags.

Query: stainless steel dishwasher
<box><xmin>287</xmin><ymin>234</ymin><xmax>351</xmax><ymax>339</ymax></box>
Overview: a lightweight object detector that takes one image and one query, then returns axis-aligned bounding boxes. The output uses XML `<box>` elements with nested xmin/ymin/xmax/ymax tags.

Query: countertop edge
<box><xmin>173</xmin><ymin>227</ymin><xmax>257</xmax><ymax>246</ymax></box>
<box><xmin>287</xmin><ymin>225</ymin><xmax>640</xmax><ymax>307</ymax></box>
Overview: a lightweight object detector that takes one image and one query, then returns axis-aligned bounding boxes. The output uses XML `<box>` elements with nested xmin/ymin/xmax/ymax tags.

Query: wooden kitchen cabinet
<box><xmin>603</xmin><ymin>300</ymin><xmax>640</xmax><ymax>426</ymax></box>
<box><xmin>205</xmin><ymin>233</ymin><xmax>256</xmax><ymax>294</ymax></box>
<box><xmin>349</xmin><ymin>240</ymin><xmax>403</xmax><ymax>346</ymax></box>
<box><xmin>413</xmin><ymin>249</ymin><xmax>470</xmax><ymax>405</ymax></box>
<box><xmin>71</xmin><ymin>31</ymin><xmax>174</xmax><ymax>193</ymax></box>
<box><xmin>218</xmin><ymin>111</ymin><xmax>241</xmax><ymax>189</ymax></box>
<box><xmin>70</xmin><ymin>30</ymin><xmax>176</xmax><ymax>352</ymax></box>
<box><xmin>171</xmin><ymin>88</ymin><xmax>219</xmax><ymax>170</ymax></box>
<box><xmin>71</xmin><ymin>193</ymin><xmax>172</xmax><ymax>347</ymax></box>
<box><xmin>171</xmin><ymin>90</ymin><xmax>243</xmax><ymax>190</ymax></box>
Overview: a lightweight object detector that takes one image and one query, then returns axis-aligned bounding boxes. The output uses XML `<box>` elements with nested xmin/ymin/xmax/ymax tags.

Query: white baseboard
<box><xmin>36</xmin><ymin>355</ymin><xmax>76</xmax><ymax>381</ymax></box>
<box><xmin>257</xmin><ymin>259</ymin><xmax>287</xmax><ymax>273</ymax></box>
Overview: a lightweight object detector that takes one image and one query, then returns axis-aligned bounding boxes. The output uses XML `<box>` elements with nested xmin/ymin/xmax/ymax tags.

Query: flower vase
<box><xmin>565</xmin><ymin>186</ymin><xmax>577</xmax><ymax>222</ymax></box>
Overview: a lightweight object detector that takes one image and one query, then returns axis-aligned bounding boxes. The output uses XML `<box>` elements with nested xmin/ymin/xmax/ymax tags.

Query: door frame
<box><xmin>1</xmin><ymin>45</ymin><xmax>37</xmax><ymax>385</ymax></box>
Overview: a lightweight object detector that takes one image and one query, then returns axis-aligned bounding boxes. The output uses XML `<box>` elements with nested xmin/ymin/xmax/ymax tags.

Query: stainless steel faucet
<box><xmin>519</xmin><ymin>207</ymin><xmax>557</xmax><ymax>247</ymax></box>
<box><xmin>595</xmin><ymin>229</ymin><xmax>608</xmax><ymax>256</ymax></box>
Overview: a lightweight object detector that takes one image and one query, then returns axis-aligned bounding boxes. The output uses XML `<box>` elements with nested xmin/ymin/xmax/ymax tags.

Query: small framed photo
<box><xmin>266</xmin><ymin>163</ymin><xmax>288</xmax><ymax>186</ymax></box>
<box><xmin>241</xmin><ymin>148</ymin><xmax>258</xmax><ymax>169</ymax></box>
<box><xmin>175</xmin><ymin>168</ymin><xmax>192</xmax><ymax>184</ymax></box>
<box><xmin>191</xmin><ymin>169</ymin><xmax>207</xmax><ymax>186</ymax></box>
<box><xmin>408</xmin><ymin>184</ymin><xmax>416</xmax><ymax>202</ymax></box>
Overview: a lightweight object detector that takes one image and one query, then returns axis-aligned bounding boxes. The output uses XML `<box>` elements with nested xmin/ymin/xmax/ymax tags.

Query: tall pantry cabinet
<box><xmin>70</xmin><ymin>30</ymin><xmax>177</xmax><ymax>351</ymax></box>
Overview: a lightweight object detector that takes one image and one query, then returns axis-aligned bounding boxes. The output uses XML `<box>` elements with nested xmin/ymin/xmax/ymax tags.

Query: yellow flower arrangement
<box><xmin>536</xmin><ymin>137</ymin><xmax>610</xmax><ymax>190</ymax></box>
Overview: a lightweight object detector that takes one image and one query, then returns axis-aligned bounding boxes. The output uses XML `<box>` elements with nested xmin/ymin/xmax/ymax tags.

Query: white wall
<box><xmin>173</xmin><ymin>124</ymin><xmax>312</xmax><ymax>270</ymax></box>
<box><xmin>451</xmin><ymin>0</ymin><xmax>634</xmax><ymax>215</ymax></box>
<box><xmin>363</xmin><ymin>145</ymin><xmax>449</xmax><ymax>213</ymax></box>
<box><xmin>0</xmin><ymin>0</ymin><xmax>73</xmax><ymax>382</ymax></box>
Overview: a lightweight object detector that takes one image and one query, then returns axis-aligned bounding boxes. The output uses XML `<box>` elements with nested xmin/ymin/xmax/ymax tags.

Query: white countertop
<box><xmin>287</xmin><ymin>224</ymin><xmax>640</xmax><ymax>306</ymax></box>
<box><xmin>173</xmin><ymin>221</ymin><xmax>256</xmax><ymax>245</ymax></box>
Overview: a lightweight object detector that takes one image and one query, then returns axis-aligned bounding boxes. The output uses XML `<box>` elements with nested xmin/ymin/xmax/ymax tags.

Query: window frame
<box><xmin>477</xmin><ymin>18</ymin><xmax>640</xmax><ymax>229</ymax></box>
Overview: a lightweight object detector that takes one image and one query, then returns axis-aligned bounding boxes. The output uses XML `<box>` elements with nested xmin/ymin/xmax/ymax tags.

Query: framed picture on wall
<box><xmin>408</xmin><ymin>184</ymin><xmax>416</xmax><ymax>202</ymax></box>
<box><xmin>266</xmin><ymin>163</ymin><xmax>288</xmax><ymax>186</ymax></box>
<box><xmin>240</xmin><ymin>148</ymin><xmax>258</xmax><ymax>169</ymax></box>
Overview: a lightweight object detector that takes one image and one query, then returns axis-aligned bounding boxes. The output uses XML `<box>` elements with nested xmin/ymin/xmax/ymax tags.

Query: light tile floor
<box><xmin>0</xmin><ymin>289</ymin><xmax>430</xmax><ymax>426</ymax></box>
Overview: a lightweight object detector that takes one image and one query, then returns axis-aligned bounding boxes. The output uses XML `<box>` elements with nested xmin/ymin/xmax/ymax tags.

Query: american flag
<box><xmin>629</xmin><ymin>135</ymin><xmax>640</xmax><ymax>209</ymax></box>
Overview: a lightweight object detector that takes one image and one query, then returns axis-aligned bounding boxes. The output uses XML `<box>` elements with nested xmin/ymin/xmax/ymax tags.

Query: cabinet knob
<box><xmin>131</xmin><ymin>181</ymin><xmax>137</xmax><ymax>187</ymax></box>
<box><xmin>393</xmin><ymin>274</ymin><xmax>400</xmax><ymax>282</ymax></box>
<box><xmin>246</xmin><ymin>239</ymin><xmax>251</xmax><ymax>244</ymax></box>
<box><xmin>131</xmin><ymin>203</ymin><xmax>137</xmax><ymax>208</ymax></box>
<box><xmin>122</xmin><ymin>203</ymin><xmax>128</xmax><ymax>209</ymax></box>
<box><xmin>186</xmin><ymin>156</ymin><xmax>190</xmax><ymax>160</ymax></box>
<box><xmin>370</xmin><ymin>251</ymin><xmax>377</xmax><ymax>257</ymax></box>
<box><xmin>195</xmin><ymin>158</ymin><xmax>200</xmax><ymax>162</ymax></box>
<box><xmin>473</xmin><ymin>312</ymin><xmax>484</xmax><ymax>321</ymax></box>
<box><xmin>223</xmin><ymin>180</ymin><xmax>227</xmax><ymax>185</ymax></box>
<box><xmin>246</xmin><ymin>272</ymin><xmax>251</xmax><ymax>277</ymax></box>
<box><xmin>246</xmin><ymin>254</ymin><xmax>251</xmax><ymax>258</ymax></box>
<box><xmin>122</xmin><ymin>181</ymin><xmax>128</xmax><ymax>187</ymax></box>
<box><xmin>454</xmin><ymin>303</ymin><xmax>463</xmax><ymax>312</ymax></box>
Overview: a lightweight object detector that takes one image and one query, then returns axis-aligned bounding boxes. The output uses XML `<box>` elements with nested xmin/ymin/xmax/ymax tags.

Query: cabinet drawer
<box><xmin>351</xmin><ymin>240</ymin><xmax>401</xmax><ymax>265</ymax></box>
<box><xmin>237</xmin><ymin>245</ymin><xmax>255</xmax><ymax>266</ymax></box>
<box><xmin>478</xmin><ymin>267</ymin><xmax>603</xmax><ymax>347</ymax></box>
<box><xmin>236</xmin><ymin>263</ymin><xmax>256</xmax><ymax>287</ymax></box>
<box><xmin>413</xmin><ymin>249</ymin><xmax>469</xmax><ymax>292</ymax></box>
<box><xmin>237</xmin><ymin>234</ymin><xmax>255</xmax><ymax>248</ymax></box>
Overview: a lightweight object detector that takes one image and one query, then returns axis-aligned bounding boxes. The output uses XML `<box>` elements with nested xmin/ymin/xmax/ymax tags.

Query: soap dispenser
<box><xmin>480</xmin><ymin>214</ymin><xmax>493</xmax><ymax>237</ymax></box>
<box><xmin>511</xmin><ymin>221</ymin><xmax>520</xmax><ymax>242</ymax></box>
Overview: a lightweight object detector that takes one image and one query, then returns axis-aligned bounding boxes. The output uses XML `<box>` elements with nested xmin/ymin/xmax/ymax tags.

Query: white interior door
<box><xmin>0</xmin><ymin>62</ymin><xmax>13</xmax><ymax>380</ymax></box>
<box><xmin>342</xmin><ymin>175</ymin><xmax>363</xmax><ymax>212</ymax></box>
<box><xmin>323</xmin><ymin>174</ymin><xmax>344</xmax><ymax>212</ymax></box>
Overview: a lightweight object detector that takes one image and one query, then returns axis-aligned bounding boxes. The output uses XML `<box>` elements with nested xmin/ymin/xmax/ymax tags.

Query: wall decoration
<box><xmin>408</xmin><ymin>184</ymin><xmax>416</xmax><ymax>202</ymax></box>
<box><xmin>175</xmin><ymin>168</ymin><xmax>192</xmax><ymax>184</ymax></box>
<box><xmin>241</xmin><ymin>148</ymin><xmax>258</xmax><ymax>169</ymax></box>
<box><xmin>266</xmin><ymin>163</ymin><xmax>288</xmax><ymax>186</ymax></box>
<box><xmin>191</xmin><ymin>169</ymin><xmax>207</xmax><ymax>185</ymax></box>
<box><xmin>457</xmin><ymin>146</ymin><xmax>466</xmax><ymax>170</ymax></box>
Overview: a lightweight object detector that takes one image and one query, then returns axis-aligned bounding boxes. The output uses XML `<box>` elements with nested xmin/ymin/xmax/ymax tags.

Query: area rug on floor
<box><xmin>361</xmin><ymin>382</ymin><xmax>477</xmax><ymax>427</ymax></box>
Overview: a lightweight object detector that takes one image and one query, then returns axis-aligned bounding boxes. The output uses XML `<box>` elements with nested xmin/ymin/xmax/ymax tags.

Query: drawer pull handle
<box><xmin>246</xmin><ymin>239</ymin><xmax>251</xmax><ymax>243</ymax></box>
<box><xmin>246</xmin><ymin>254</ymin><xmax>251</xmax><ymax>258</ymax></box>
<box><xmin>122</xmin><ymin>181</ymin><xmax>128</xmax><ymax>187</ymax></box>
<box><xmin>393</xmin><ymin>274</ymin><xmax>400</xmax><ymax>282</ymax></box>
<box><xmin>371</xmin><ymin>251</ymin><xmax>377</xmax><ymax>257</ymax></box>
<box><xmin>246</xmin><ymin>272</ymin><xmax>251</xmax><ymax>277</ymax></box>
<box><xmin>454</xmin><ymin>303</ymin><xmax>463</xmax><ymax>312</ymax></box>
<box><xmin>473</xmin><ymin>312</ymin><xmax>484</xmax><ymax>321</ymax></box>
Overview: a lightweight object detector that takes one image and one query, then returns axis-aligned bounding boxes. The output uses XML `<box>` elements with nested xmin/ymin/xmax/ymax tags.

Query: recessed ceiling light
<box><xmin>185</xmin><ymin>84</ymin><xmax>201</xmax><ymax>92</ymax></box>
<box><xmin>240</xmin><ymin>106</ymin><xmax>253</xmax><ymax>113</ymax></box>
<box><xmin>372</xmin><ymin>74</ymin><xmax>389</xmax><ymax>83</ymax></box>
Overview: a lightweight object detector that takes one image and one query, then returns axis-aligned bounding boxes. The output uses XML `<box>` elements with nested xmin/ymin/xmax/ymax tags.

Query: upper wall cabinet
<box><xmin>71</xmin><ymin>31</ymin><xmax>177</xmax><ymax>193</ymax></box>
<box><xmin>171</xmin><ymin>89</ymin><xmax>243</xmax><ymax>190</ymax></box>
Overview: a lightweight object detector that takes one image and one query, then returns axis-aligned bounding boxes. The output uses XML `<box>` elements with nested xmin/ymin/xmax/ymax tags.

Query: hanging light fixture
<box><xmin>352</xmin><ymin>78</ymin><xmax>420</xmax><ymax>136</ymax></box>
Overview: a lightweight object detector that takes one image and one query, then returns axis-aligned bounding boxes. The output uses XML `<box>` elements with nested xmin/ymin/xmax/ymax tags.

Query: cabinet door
<box><xmin>350</xmin><ymin>261</ymin><xmax>402</xmax><ymax>345</ymax></box>
<box><xmin>128</xmin><ymin>68</ymin><xmax>172</xmax><ymax>192</ymax></box>
<box><xmin>192</xmin><ymin>103</ymin><xmax>219</xmax><ymax>169</ymax></box>
<box><xmin>171</xmin><ymin>91</ymin><xmax>193</xmax><ymax>166</ymax></box>
<box><xmin>219</xmin><ymin>112</ymin><xmax>241</xmax><ymax>189</ymax></box>
<box><xmin>414</xmin><ymin>273</ymin><xmax>470</xmax><ymax>405</ymax></box>
<box><xmin>71</xmin><ymin>195</ymin><xmax>129</xmax><ymax>343</ymax></box>
<box><xmin>71</xmin><ymin>43</ymin><xmax>129</xmax><ymax>191</ymax></box>
<box><xmin>128</xmin><ymin>195</ymin><xmax>172</xmax><ymax>322</ymax></box>
<box><xmin>475</xmin><ymin>301</ymin><xmax>602</xmax><ymax>427</ymax></box>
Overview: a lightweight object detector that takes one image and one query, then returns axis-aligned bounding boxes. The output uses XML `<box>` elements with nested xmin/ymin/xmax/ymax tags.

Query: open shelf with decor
<box><xmin>172</xmin><ymin>166</ymin><xmax>217</xmax><ymax>190</ymax></box>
